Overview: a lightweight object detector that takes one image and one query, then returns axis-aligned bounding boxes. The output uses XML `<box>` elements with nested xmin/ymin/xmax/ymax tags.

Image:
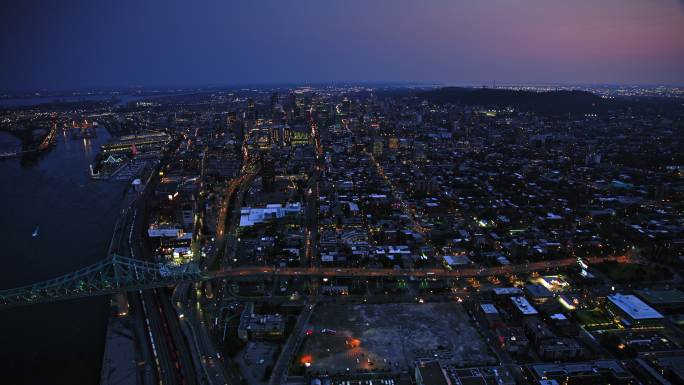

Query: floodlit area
<box><xmin>295</xmin><ymin>302</ymin><xmax>496</xmax><ymax>375</ymax></box>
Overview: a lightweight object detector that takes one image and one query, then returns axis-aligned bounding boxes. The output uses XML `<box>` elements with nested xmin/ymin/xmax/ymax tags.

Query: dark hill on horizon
<box><xmin>420</xmin><ymin>87</ymin><xmax>603</xmax><ymax>114</ymax></box>
<box><xmin>417</xmin><ymin>87</ymin><xmax>683</xmax><ymax>115</ymax></box>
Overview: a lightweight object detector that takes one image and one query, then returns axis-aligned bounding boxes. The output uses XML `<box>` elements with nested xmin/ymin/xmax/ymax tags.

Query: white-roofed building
<box><xmin>239</xmin><ymin>203</ymin><xmax>301</xmax><ymax>227</ymax></box>
<box><xmin>510</xmin><ymin>296</ymin><xmax>539</xmax><ymax>317</ymax></box>
<box><xmin>442</xmin><ymin>255</ymin><xmax>472</xmax><ymax>267</ymax></box>
<box><xmin>481</xmin><ymin>303</ymin><xmax>499</xmax><ymax>315</ymax></box>
<box><xmin>607</xmin><ymin>293</ymin><xmax>664</xmax><ymax>327</ymax></box>
<box><xmin>493</xmin><ymin>287</ymin><xmax>524</xmax><ymax>297</ymax></box>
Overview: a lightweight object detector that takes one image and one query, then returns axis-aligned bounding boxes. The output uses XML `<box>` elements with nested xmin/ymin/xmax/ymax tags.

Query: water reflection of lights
<box><xmin>61</xmin><ymin>130</ymin><xmax>71</xmax><ymax>149</ymax></box>
<box><xmin>82</xmin><ymin>138</ymin><xmax>92</xmax><ymax>156</ymax></box>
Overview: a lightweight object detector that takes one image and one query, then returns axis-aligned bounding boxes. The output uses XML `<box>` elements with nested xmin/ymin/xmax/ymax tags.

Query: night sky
<box><xmin>1</xmin><ymin>0</ymin><xmax>683</xmax><ymax>90</ymax></box>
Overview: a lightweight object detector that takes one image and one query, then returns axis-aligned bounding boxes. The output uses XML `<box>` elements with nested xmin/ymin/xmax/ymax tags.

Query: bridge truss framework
<box><xmin>0</xmin><ymin>255</ymin><xmax>207</xmax><ymax>309</ymax></box>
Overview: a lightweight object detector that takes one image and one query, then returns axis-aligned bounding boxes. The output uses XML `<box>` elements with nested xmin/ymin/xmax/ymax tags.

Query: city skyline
<box><xmin>2</xmin><ymin>2</ymin><xmax>684</xmax><ymax>385</ymax></box>
<box><xmin>2</xmin><ymin>83</ymin><xmax>683</xmax><ymax>385</ymax></box>
<box><xmin>1</xmin><ymin>0</ymin><xmax>683</xmax><ymax>91</ymax></box>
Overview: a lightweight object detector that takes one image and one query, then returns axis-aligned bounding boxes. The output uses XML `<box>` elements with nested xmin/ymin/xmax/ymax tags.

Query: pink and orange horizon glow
<box><xmin>1</xmin><ymin>0</ymin><xmax>683</xmax><ymax>89</ymax></box>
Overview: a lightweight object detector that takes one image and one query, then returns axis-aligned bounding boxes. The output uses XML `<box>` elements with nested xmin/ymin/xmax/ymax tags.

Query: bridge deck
<box><xmin>0</xmin><ymin>255</ymin><xmax>629</xmax><ymax>308</ymax></box>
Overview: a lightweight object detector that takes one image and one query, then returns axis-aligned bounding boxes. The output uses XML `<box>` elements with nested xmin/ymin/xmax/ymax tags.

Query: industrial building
<box><xmin>606</xmin><ymin>293</ymin><xmax>664</xmax><ymax>327</ymax></box>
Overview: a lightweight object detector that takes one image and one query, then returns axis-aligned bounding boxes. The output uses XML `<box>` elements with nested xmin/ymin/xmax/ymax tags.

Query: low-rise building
<box><xmin>606</xmin><ymin>293</ymin><xmax>664</xmax><ymax>327</ymax></box>
<box><xmin>237</xmin><ymin>303</ymin><xmax>285</xmax><ymax>341</ymax></box>
<box><xmin>510</xmin><ymin>296</ymin><xmax>539</xmax><ymax>318</ymax></box>
<box><xmin>414</xmin><ymin>361</ymin><xmax>450</xmax><ymax>385</ymax></box>
<box><xmin>538</xmin><ymin>337</ymin><xmax>584</xmax><ymax>361</ymax></box>
<box><xmin>528</xmin><ymin>360</ymin><xmax>634</xmax><ymax>385</ymax></box>
<box><xmin>634</xmin><ymin>289</ymin><xmax>684</xmax><ymax>313</ymax></box>
<box><xmin>496</xmin><ymin>327</ymin><xmax>529</xmax><ymax>354</ymax></box>
<box><xmin>525</xmin><ymin>284</ymin><xmax>555</xmax><ymax>305</ymax></box>
<box><xmin>239</xmin><ymin>203</ymin><xmax>302</xmax><ymax>227</ymax></box>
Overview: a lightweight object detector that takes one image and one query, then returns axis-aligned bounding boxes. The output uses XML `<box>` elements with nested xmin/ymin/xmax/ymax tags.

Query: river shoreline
<box><xmin>0</xmin><ymin>128</ymin><xmax>128</xmax><ymax>384</ymax></box>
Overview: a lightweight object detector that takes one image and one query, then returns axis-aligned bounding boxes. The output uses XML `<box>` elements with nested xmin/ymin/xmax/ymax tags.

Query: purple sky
<box><xmin>1</xmin><ymin>0</ymin><xmax>683</xmax><ymax>90</ymax></box>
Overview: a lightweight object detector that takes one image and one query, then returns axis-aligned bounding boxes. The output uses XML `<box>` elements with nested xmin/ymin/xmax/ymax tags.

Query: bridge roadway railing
<box><xmin>0</xmin><ymin>255</ymin><xmax>624</xmax><ymax>309</ymax></box>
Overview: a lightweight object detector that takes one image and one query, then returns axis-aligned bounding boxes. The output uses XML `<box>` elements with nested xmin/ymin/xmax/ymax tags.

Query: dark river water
<box><xmin>0</xmin><ymin>129</ymin><xmax>128</xmax><ymax>385</ymax></box>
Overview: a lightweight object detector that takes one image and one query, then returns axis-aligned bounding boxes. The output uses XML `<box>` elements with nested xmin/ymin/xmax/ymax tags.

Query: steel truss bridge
<box><xmin>0</xmin><ymin>254</ymin><xmax>624</xmax><ymax>309</ymax></box>
<box><xmin>0</xmin><ymin>255</ymin><xmax>208</xmax><ymax>309</ymax></box>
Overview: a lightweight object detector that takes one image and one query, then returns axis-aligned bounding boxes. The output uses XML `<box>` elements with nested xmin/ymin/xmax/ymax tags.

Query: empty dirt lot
<box><xmin>296</xmin><ymin>302</ymin><xmax>496</xmax><ymax>375</ymax></box>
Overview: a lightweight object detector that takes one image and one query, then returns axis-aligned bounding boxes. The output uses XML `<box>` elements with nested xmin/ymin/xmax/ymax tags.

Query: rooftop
<box><xmin>634</xmin><ymin>289</ymin><xmax>684</xmax><ymax>305</ymax></box>
<box><xmin>607</xmin><ymin>293</ymin><xmax>664</xmax><ymax>320</ymax></box>
<box><xmin>510</xmin><ymin>296</ymin><xmax>538</xmax><ymax>315</ymax></box>
<box><xmin>480</xmin><ymin>303</ymin><xmax>499</xmax><ymax>315</ymax></box>
<box><xmin>530</xmin><ymin>360</ymin><xmax>630</xmax><ymax>380</ymax></box>
<box><xmin>493</xmin><ymin>287</ymin><xmax>523</xmax><ymax>296</ymax></box>
<box><xmin>416</xmin><ymin>361</ymin><xmax>449</xmax><ymax>385</ymax></box>
<box><xmin>239</xmin><ymin>203</ymin><xmax>301</xmax><ymax>227</ymax></box>
<box><xmin>525</xmin><ymin>284</ymin><xmax>554</xmax><ymax>298</ymax></box>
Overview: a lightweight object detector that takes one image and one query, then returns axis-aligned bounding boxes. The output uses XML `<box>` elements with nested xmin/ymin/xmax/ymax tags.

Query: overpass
<box><xmin>0</xmin><ymin>254</ymin><xmax>627</xmax><ymax>309</ymax></box>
